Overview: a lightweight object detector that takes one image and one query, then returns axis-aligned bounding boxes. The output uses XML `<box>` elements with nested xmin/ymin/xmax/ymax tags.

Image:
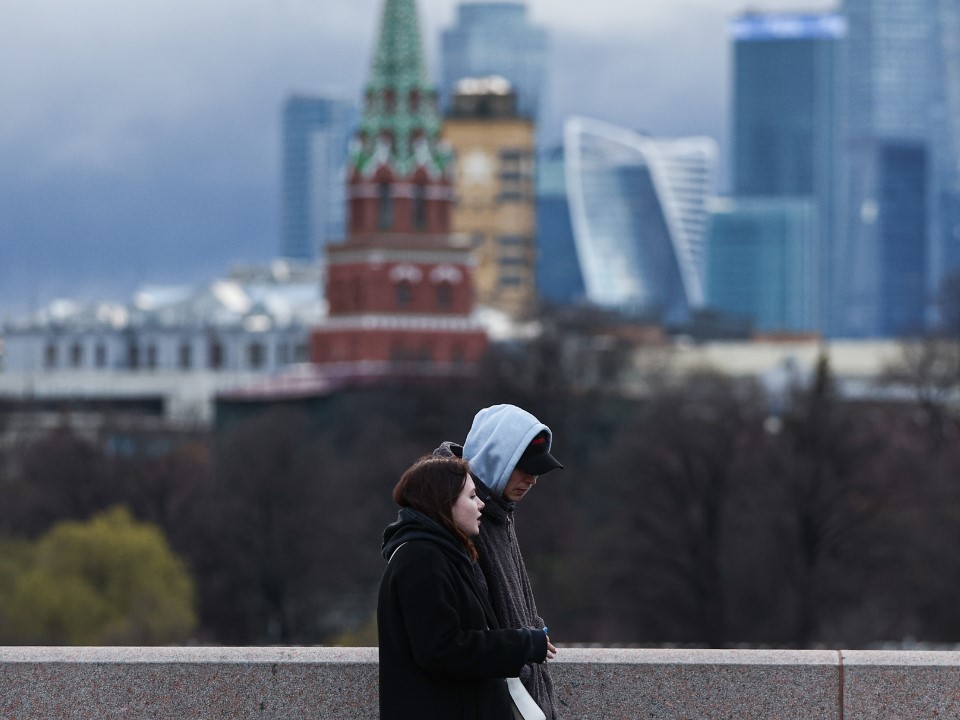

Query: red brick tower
<box><xmin>310</xmin><ymin>0</ymin><xmax>488</xmax><ymax>368</ymax></box>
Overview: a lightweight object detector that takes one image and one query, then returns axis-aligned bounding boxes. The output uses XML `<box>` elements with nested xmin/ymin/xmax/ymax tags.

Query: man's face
<box><xmin>502</xmin><ymin>468</ymin><xmax>538</xmax><ymax>503</ymax></box>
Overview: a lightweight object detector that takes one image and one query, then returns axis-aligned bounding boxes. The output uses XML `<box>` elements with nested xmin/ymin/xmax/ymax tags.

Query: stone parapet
<box><xmin>1</xmin><ymin>647</ymin><xmax>957</xmax><ymax>718</ymax></box>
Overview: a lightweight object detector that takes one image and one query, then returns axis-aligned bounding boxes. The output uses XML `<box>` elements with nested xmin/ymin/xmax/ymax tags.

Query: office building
<box><xmin>837</xmin><ymin>0</ymin><xmax>960</xmax><ymax>335</ymax></box>
<box><xmin>563</xmin><ymin>117</ymin><xmax>716</xmax><ymax>323</ymax></box>
<box><xmin>443</xmin><ymin>77</ymin><xmax>537</xmax><ymax>318</ymax></box>
<box><xmin>440</xmin><ymin>2</ymin><xmax>548</xmax><ymax>121</ymax></box>
<box><xmin>706</xmin><ymin>197</ymin><xmax>817</xmax><ymax>332</ymax></box>
<box><xmin>280</xmin><ymin>96</ymin><xmax>355</xmax><ymax>261</ymax></box>
<box><xmin>536</xmin><ymin>145</ymin><xmax>584</xmax><ymax>305</ymax></box>
<box><xmin>729</xmin><ymin>12</ymin><xmax>844</xmax><ymax>334</ymax></box>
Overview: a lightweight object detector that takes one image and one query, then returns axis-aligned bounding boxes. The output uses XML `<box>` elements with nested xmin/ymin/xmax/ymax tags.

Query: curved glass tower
<box><xmin>563</xmin><ymin>117</ymin><xmax>716</xmax><ymax>321</ymax></box>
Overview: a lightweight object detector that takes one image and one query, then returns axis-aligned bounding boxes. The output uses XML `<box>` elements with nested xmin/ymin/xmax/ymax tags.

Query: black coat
<box><xmin>378</xmin><ymin>508</ymin><xmax>547</xmax><ymax>720</ymax></box>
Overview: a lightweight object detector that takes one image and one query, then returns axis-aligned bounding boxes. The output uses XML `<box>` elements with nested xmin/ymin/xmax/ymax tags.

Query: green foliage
<box><xmin>0</xmin><ymin>505</ymin><xmax>196</xmax><ymax>645</ymax></box>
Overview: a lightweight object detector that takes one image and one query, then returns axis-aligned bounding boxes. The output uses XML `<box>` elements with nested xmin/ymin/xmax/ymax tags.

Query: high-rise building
<box><xmin>536</xmin><ymin>145</ymin><xmax>584</xmax><ymax>306</ymax></box>
<box><xmin>706</xmin><ymin>197</ymin><xmax>818</xmax><ymax>333</ymax></box>
<box><xmin>310</xmin><ymin>0</ymin><xmax>487</xmax><ymax>368</ymax></box>
<box><xmin>440</xmin><ymin>2</ymin><xmax>548</xmax><ymax>121</ymax></box>
<box><xmin>280</xmin><ymin>96</ymin><xmax>355</xmax><ymax>261</ymax></box>
<box><xmin>442</xmin><ymin>77</ymin><xmax>537</xmax><ymax>319</ymax></box>
<box><xmin>729</xmin><ymin>12</ymin><xmax>845</xmax><ymax>334</ymax></box>
<box><xmin>564</xmin><ymin>117</ymin><xmax>716</xmax><ymax>323</ymax></box>
<box><xmin>837</xmin><ymin>0</ymin><xmax>960</xmax><ymax>335</ymax></box>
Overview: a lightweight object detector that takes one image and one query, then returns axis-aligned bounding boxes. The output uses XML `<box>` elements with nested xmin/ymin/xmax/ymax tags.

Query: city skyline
<box><xmin>0</xmin><ymin>0</ymin><xmax>835</xmax><ymax>319</ymax></box>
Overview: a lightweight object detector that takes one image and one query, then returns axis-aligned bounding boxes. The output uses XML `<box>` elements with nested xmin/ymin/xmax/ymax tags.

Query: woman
<box><xmin>378</xmin><ymin>455</ymin><xmax>556</xmax><ymax>719</ymax></box>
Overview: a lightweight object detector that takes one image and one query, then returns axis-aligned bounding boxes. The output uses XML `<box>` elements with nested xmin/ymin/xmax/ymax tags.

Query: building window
<box><xmin>95</xmin><ymin>344</ymin><xmax>106</xmax><ymax>369</ymax></box>
<box><xmin>353</xmin><ymin>278</ymin><xmax>364</xmax><ymax>310</ymax></box>
<box><xmin>146</xmin><ymin>344</ymin><xmax>157</xmax><ymax>369</ymax></box>
<box><xmin>178</xmin><ymin>343</ymin><xmax>192</xmax><ymax>370</ymax></box>
<box><xmin>70</xmin><ymin>342</ymin><xmax>83</xmax><ymax>368</ymax></box>
<box><xmin>44</xmin><ymin>344</ymin><xmax>57</xmax><ymax>369</ymax></box>
<box><xmin>294</xmin><ymin>344</ymin><xmax>308</xmax><ymax>363</ymax></box>
<box><xmin>127</xmin><ymin>343</ymin><xmax>140</xmax><ymax>370</ymax></box>
<box><xmin>498</xmin><ymin>256</ymin><xmax>527</xmax><ymax>267</ymax></box>
<box><xmin>378</xmin><ymin>182</ymin><xmax>393</xmax><ymax>230</ymax></box>
<box><xmin>248</xmin><ymin>342</ymin><xmax>266</xmax><ymax>369</ymax></box>
<box><xmin>413</xmin><ymin>183</ymin><xmax>427</xmax><ymax>230</ymax></box>
<box><xmin>209</xmin><ymin>341</ymin><xmax>224</xmax><ymax>370</ymax></box>
<box><xmin>436</xmin><ymin>282</ymin><xmax>452</xmax><ymax>310</ymax></box>
<box><xmin>396</xmin><ymin>280</ymin><xmax>413</xmax><ymax>308</ymax></box>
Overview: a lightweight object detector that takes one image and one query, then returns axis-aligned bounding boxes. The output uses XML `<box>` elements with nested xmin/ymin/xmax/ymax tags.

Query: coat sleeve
<box><xmin>392</xmin><ymin>545</ymin><xmax>547</xmax><ymax>680</ymax></box>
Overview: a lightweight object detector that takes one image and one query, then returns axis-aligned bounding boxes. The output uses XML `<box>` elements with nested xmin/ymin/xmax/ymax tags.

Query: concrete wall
<box><xmin>2</xmin><ymin>647</ymin><xmax>958</xmax><ymax>719</ymax></box>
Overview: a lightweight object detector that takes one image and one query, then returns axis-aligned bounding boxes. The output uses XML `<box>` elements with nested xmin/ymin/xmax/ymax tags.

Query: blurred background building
<box><xmin>443</xmin><ymin>76</ymin><xmax>538</xmax><ymax>319</ymax></box>
<box><xmin>707</xmin><ymin>197</ymin><xmax>817</xmax><ymax>333</ymax></box>
<box><xmin>723</xmin><ymin>12</ymin><xmax>843</xmax><ymax>335</ymax></box>
<box><xmin>279</xmin><ymin>96</ymin><xmax>356</xmax><ymax>262</ymax></box>
<box><xmin>564</xmin><ymin>117</ymin><xmax>716</xmax><ymax>324</ymax></box>
<box><xmin>535</xmin><ymin>145</ymin><xmax>585</xmax><ymax>306</ymax></box>
<box><xmin>835</xmin><ymin>0</ymin><xmax>960</xmax><ymax>337</ymax></box>
<box><xmin>310</xmin><ymin>0</ymin><xmax>488</xmax><ymax>369</ymax></box>
<box><xmin>439</xmin><ymin>2</ymin><xmax>548</xmax><ymax>122</ymax></box>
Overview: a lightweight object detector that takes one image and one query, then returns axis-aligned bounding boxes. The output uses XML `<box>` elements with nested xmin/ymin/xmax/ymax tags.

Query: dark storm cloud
<box><xmin>0</xmin><ymin>0</ymin><xmax>834</xmax><ymax>317</ymax></box>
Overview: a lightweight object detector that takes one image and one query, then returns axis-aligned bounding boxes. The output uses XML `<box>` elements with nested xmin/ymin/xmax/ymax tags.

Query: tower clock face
<box><xmin>461</xmin><ymin>149</ymin><xmax>494</xmax><ymax>185</ymax></box>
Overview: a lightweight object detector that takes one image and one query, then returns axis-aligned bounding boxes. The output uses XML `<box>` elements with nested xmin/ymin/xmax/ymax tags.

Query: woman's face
<box><xmin>452</xmin><ymin>473</ymin><xmax>484</xmax><ymax>537</ymax></box>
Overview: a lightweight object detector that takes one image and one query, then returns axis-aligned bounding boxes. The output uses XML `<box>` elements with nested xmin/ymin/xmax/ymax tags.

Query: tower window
<box><xmin>436</xmin><ymin>282</ymin><xmax>452</xmax><ymax>310</ymax></box>
<box><xmin>413</xmin><ymin>183</ymin><xmax>427</xmax><ymax>230</ymax></box>
<box><xmin>396</xmin><ymin>280</ymin><xmax>413</xmax><ymax>308</ymax></box>
<box><xmin>378</xmin><ymin>182</ymin><xmax>394</xmax><ymax>230</ymax></box>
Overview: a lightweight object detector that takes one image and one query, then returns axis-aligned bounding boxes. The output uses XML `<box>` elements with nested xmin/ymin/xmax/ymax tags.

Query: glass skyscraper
<box><xmin>707</xmin><ymin>198</ymin><xmax>818</xmax><ymax>333</ymax></box>
<box><xmin>440</xmin><ymin>2</ymin><xmax>548</xmax><ymax>121</ymax></box>
<box><xmin>280</xmin><ymin>96</ymin><xmax>355</xmax><ymax>261</ymax></box>
<box><xmin>837</xmin><ymin>0</ymin><xmax>960</xmax><ymax>335</ymax></box>
<box><xmin>729</xmin><ymin>12</ymin><xmax>844</xmax><ymax>334</ymax></box>
<box><xmin>564</xmin><ymin>117</ymin><xmax>716</xmax><ymax>322</ymax></box>
<box><xmin>536</xmin><ymin>146</ymin><xmax>584</xmax><ymax>305</ymax></box>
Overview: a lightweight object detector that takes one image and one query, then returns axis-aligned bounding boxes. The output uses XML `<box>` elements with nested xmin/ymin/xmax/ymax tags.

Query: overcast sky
<box><xmin>0</xmin><ymin>0</ymin><xmax>836</xmax><ymax>318</ymax></box>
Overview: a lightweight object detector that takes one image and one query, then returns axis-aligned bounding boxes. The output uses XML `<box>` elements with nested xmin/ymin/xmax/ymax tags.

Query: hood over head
<box><xmin>462</xmin><ymin>404</ymin><xmax>556</xmax><ymax>497</ymax></box>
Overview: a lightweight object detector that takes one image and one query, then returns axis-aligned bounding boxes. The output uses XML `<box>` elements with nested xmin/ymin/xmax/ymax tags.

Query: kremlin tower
<box><xmin>310</xmin><ymin>0</ymin><xmax>488</xmax><ymax>369</ymax></box>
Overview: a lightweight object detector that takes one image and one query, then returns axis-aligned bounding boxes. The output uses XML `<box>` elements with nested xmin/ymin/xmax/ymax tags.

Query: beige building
<box><xmin>442</xmin><ymin>77</ymin><xmax>537</xmax><ymax>319</ymax></box>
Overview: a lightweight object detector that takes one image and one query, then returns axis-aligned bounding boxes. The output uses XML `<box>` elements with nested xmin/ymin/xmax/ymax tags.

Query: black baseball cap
<box><xmin>515</xmin><ymin>431</ymin><xmax>563</xmax><ymax>476</ymax></box>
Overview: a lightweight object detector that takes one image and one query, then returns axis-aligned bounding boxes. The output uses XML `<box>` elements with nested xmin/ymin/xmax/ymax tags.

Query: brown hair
<box><xmin>393</xmin><ymin>455</ymin><xmax>478</xmax><ymax>561</ymax></box>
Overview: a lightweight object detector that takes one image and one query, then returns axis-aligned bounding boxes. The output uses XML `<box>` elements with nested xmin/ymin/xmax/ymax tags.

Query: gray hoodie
<box><xmin>435</xmin><ymin>404</ymin><xmax>560</xmax><ymax>719</ymax></box>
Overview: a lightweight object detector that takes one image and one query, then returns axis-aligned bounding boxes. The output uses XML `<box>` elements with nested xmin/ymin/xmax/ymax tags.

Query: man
<box><xmin>435</xmin><ymin>403</ymin><xmax>563</xmax><ymax>719</ymax></box>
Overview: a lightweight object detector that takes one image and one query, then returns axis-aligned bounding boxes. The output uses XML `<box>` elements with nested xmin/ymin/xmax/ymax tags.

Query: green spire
<box><xmin>353</xmin><ymin>0</ymin><xmax>450</xmax><ymax>178</ymax></box>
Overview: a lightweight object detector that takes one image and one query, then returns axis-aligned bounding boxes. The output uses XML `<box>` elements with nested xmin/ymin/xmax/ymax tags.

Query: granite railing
<box><xmin>2</xmin><ymin>646</ymin><xmax>958</xmax><ymax>718</ymax></box>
